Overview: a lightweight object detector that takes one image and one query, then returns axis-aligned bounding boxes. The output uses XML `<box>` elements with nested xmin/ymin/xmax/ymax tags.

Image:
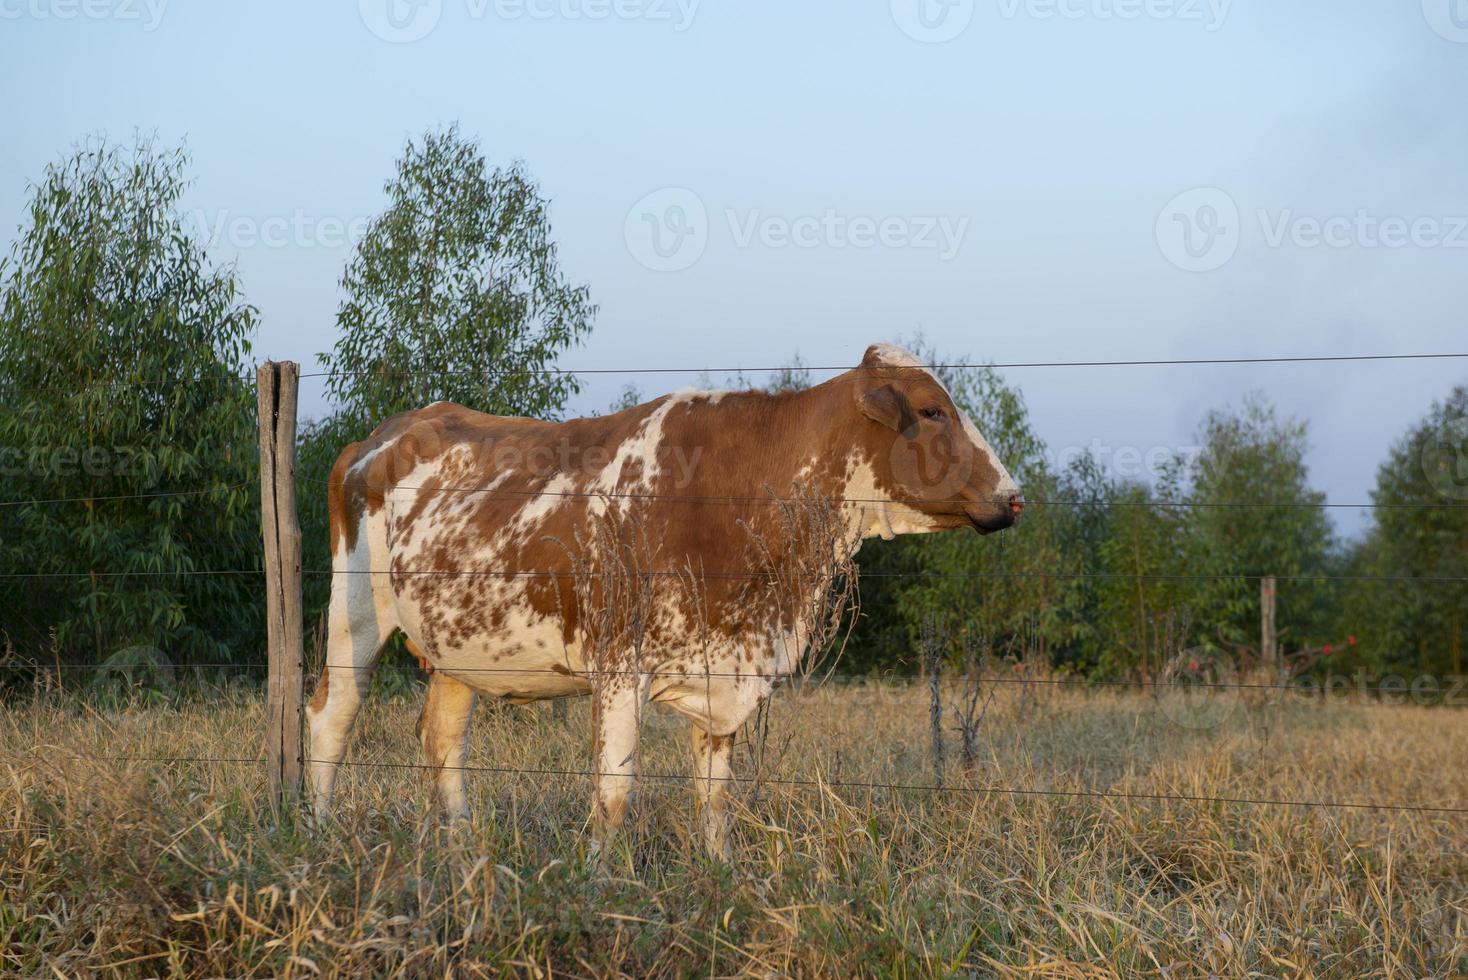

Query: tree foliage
<box><xmin>318</xmin><ymin>123</ymin><xmax>595</xmax><ymax>431</ymax></box>
<box><xmin>299</xmin><ymin>125</ymin><xmax>596</xmax><ymax>631</ymax></box>
<box><xmin>0</xmin><ymin>137</ymin><xmax>260</xmax><ymax>665</ymax></box>
<box><xmin>1344</xmin><ymin>386</ymin><xmax>1468</xmax><ymax>675</ymax></box>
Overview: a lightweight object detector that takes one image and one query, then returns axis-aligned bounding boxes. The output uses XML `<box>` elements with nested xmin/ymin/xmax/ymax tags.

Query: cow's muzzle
<box><xmin>969</xmin><ymin>493</ymin><xmax>1025</xmax><ymax>535</ymax></box>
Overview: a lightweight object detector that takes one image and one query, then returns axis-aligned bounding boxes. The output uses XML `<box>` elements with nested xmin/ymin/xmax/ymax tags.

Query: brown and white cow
<box><xmin>307</xmin><ymin>343</ymin><xmax>1022</xmax><ymax>856</ymax></box>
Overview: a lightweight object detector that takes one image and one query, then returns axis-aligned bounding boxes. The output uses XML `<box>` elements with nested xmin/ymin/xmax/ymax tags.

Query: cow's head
<box><xmin>851</xmin><ymin>343</ymin><xmax>1024</xmax><ymax>536</ymax></box>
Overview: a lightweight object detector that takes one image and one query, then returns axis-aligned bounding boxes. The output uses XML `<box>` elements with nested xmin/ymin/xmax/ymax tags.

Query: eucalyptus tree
<box><xmin>301</xmin><ymin>125</ymin><xmax>595</xmax><ymax>629</ymax></box>
<box><xmin>1345</xmin><ymin>386</ymin><xmax>1468</xmax><ymax>676</ymax></box>
<box><xmin>0</xmin><ymin>137</ymin><xmax>259</xmax><ymax>665</ymax></box>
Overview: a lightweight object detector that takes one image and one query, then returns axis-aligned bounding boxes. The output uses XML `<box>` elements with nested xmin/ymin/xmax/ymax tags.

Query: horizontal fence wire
<box><xmin>312</xmin><ymin>478</ymin><xmax>1464</xmax><ymax>512</ymax></box>
<box><xmin>293</xmin><ymin>350</ymin><xmax>1468</xmax><ymax>378</ymax></box>
<box><xmin>0</xmin><ymin>567</ymin><xmax>1465</xmax><ymax>584</ymax></box>
<box><xmin>1</xmin><ymin>567</ymin><xmax>1465</xmax><ymax>584</ymax></box>
<box><xmin>0</xmin><ymin>484</ymin><xmax>252</xmax><ymax>509</ymax></box>
<box><xmin>13</xmin><ymin>661</ymin><xmax>1462</xmax><ymax>697</ymax></box>
<box><xmin>3</xmin><ymin>479</ymin><xmax>1463</xmax><ymax>512</ymax></box>
<box><xmin>8</xmin><ymin>663</ymin><xmax>1456</xmax><ymax>701</ymax></box>
<box><xmin>31</xmin><ymin>752</ymin><xmax>1468</xmax><ymax>818</ymax></box>
<box><xmin>4</xmin><ymin>348</ymin><xmax>1468</xmax><ymax>396</ymax></box>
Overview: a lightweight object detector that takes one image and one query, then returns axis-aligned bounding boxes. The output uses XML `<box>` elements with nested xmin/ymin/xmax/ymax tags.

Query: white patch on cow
<box><xmin>959</xmin><ymin>409</ymin><xmax>1020</xmax><ymax>497</ymax></box>
<box><xmin>588</xmin><ymin>394</ymin><xmax>683</xmax><ymax>496</ymax></box>
<box><xmin>512</xmin><ymin>472</ymin><xmax>577</xmax><ymax>530</ymax></box>
<box><xmin>673</xmin><ymin>386</ymin><xmax>732</xmax><ymax>405</ymax></box>
<box><xmin>842</xmin><ymin>454</ymin><xmax>938</xmax><ymax>539</ymax></box>
<box><xmin>867</xmin><ymin>343</ymin><xmax>926</xmax><ymax>369</ymax></box>
<box><xmin>435</xmin><ymin>604</ymin><xmax>587</xmax><ymax>699</ymax></box>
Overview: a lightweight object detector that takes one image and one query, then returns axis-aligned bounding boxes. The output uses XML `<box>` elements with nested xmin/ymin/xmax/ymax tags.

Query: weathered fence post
<box><xmin>258</xmin><ymin>361</ymin><xmax>304</xmax><ymax>811</ymax></box>
<box><xmin>1260</xmin><ymin>575</ymin><xmax>1278</xmax><ymax>672</ymax></box>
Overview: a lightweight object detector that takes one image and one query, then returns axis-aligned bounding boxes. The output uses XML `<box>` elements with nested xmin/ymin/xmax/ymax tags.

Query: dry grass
<box><xmin>3</xmin><ymin>677</ymin><xmax>1466</xmax><ymax>976</ymax></box>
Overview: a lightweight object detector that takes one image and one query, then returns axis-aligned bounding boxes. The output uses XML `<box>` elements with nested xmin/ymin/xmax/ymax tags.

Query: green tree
<box><xmin>1344</xmin><ymin>386</ymin><xmax>1468</xmax><ymax>676</ymax></box>
<box><xmin>1091</xmin><ymin>465</ymin><xmax>1197</xmax><ymax>679</ymax></box>
<box><xmin>300</xmin><ymin>125</ymin><xmax>595</xmax><ymax>628</ymax></box>
<box><xmin>0</xmin><ymin>137</ymin><xmax>259</xmax><ymax>666</ymax></box>
<box><xmin>1185</xmin><ymin>394</ymin><xmax>1336</xmax><ymax>655</ymax></box>
<box><xmin>318</xmin><ymin>123</ymin><xmax>595</xmax><ymax>430</ymax></box>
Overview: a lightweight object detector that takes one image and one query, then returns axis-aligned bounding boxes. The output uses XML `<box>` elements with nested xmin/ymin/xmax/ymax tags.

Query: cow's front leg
<box><xmin>690</xmin><ymin>726</ymin><xmax>735</xmax><ymax>860</ymax></box>
<box><xmin>588</xmin><ymin>673</ymin><xmax>649</xmax><ymax>854</ymax></box>
<box><xmin>417</xmin><ymin>672</ymin><xmax>477</xmax><ymax>822</ymax></box>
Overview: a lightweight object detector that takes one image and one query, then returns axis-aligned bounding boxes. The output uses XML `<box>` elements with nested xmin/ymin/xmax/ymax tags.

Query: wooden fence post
<box><xmin>1260</xmin><ymin>575</ymin><xmax>1278</xmax><ymax>672</ymax></box>
<box><xmin>258</xmin><ymin>361</ymin><xmax>304</xmax><ymax>811</ymax></box>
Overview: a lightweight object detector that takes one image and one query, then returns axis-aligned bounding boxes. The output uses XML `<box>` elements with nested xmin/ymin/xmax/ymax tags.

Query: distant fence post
<box><xmin>1260</xmin><ymin>575</ymin><xmax>1277</xmax><ymax>672</ymax></box>
<box><xmin>258</xmin><ymin>361</ymin><xmax>304</xmax><ymax>811</ymax></box>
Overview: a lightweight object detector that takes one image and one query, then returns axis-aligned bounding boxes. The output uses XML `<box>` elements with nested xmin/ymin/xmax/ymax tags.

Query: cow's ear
<box><xmin>859</xmin><ymin>384</ymin><xmax>920</xmax><ymax>437</ymax></box>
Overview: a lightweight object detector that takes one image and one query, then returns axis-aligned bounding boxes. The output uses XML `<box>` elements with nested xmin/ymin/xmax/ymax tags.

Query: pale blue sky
<box><xmin>2</xmin><ymin>0</ymin><xmax>1466</xmax><ymax>534</ymax></box>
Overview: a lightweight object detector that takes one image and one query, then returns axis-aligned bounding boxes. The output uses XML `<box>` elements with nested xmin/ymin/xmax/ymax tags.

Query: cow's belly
<box><xmin>407</xmin><ymin>601</ymin><xmax>589</xmax><ymax>699</ymax></box>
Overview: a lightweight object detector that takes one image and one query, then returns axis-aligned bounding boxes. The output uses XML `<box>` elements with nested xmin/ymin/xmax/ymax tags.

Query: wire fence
<box><xmin>3</xmin><ymin>350</ymin><xmax>1467</xmax><ymax>825</ymax></box>
<box><xmin>5</xmin><ymin>347</ymin><xmax>1468</xmax><ymax>396</ymax></box>
<box><xmin>17</xmin><ymin>752</ymin><xmax>1464</xmax><ymax>819</ymax></box>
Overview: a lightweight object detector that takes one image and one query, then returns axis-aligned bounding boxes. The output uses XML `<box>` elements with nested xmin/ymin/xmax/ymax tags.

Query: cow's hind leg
<box><xmin>306</xmin><ymin>562</ymin><xmax>390</xmax><ymax>817</ymax></box>
<box><xmin>418</xmin><ymin>672</ymin><xmax>477</xmax><ymax>821</ymax></box>
<box><xmin>588</xmin><ymin>673</ymin><xmax>651</xmax><ymax>856</ymax></box>
<box><xmin>690</xmin><ymin>726</ymin><xmax>735</xmax><ymax>860</ymax></box>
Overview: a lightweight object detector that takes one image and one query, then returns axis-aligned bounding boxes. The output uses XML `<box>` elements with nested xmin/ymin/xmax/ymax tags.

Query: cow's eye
<box><xmin>920</xmin><ymin>407</ymin><xmax>947</xmax><ymax>422</ymax></box>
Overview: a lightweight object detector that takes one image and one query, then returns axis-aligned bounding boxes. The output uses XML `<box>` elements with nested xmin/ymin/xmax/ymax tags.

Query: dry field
<box><xmin>2</xmin><ymin>675</ymin><xmax>1466</xmax><ymax>976</ymax></box>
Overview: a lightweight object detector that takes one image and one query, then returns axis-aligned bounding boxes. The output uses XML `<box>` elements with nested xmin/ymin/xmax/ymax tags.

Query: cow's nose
<box><xmin>1008</xmin><ymin>493</ymin><xmax>1026</xmax><ymax>519</ymax></box>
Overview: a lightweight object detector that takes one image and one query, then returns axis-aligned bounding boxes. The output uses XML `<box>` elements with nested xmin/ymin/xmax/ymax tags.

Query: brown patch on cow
<box><xmin>404</xmin><ymin>636</ymin><xmax>434</xmax><ymax>674</ymax></box>
<box><xmin>309</xmin><ymin>666</ymin><xmax>330</xmax><ymax>712</ymax></box>
<box><xmin>326</xmin><ymin>444</ymin><xmax>360</xmax><ymax>555</ymax></box>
